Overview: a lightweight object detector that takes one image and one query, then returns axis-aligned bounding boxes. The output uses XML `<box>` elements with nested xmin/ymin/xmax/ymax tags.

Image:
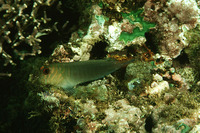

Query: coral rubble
<box><xmin>144</xmin><ymin>0</ymin><xmax>200</xmax><ymax>58</ymax></box>
<box><xmin>1</xmin><ymin>0</ymin><xmax>200</xmax><ymax>133</ymax></box>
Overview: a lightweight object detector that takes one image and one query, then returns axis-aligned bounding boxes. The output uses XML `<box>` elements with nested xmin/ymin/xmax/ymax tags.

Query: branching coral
<box><xmin>4</xmin><ymin>0</ymin><xmax>200</xmax><ymax>132</ymax></box>
<box><xmin>0</xmin><ymin>0</ymin><xmax>56</xmax><ymax>66</ymax></box>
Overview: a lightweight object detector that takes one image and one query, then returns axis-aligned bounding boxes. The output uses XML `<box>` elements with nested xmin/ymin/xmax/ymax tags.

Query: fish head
<box><xmin>39</xmin><ymin>65</ymin><xmax>52</xmax><ymax>85</ymax></box>
<box><xmin>39</xmin><ymin>64</ymin><xmax>63</xmax><ymax>87</ymax></box>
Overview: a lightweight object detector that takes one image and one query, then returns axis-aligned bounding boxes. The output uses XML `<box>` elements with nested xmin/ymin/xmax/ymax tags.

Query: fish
<box><xmin>39</xmin><ymin>59</ymin><xmax>134</xmax><ymax>91</ymax></box>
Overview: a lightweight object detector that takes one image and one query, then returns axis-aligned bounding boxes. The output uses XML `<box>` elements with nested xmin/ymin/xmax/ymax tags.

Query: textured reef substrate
<box><xmin>0</xmin><ymin>0</ymin><xmax>200</xmax><ymax>132</ymax></box>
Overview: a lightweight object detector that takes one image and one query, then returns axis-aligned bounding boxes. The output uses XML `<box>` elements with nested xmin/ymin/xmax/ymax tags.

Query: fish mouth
<box><xmin>29</xmin><ymin>72</ymin><xmax>43</xmax><ymax>84</ymax></box>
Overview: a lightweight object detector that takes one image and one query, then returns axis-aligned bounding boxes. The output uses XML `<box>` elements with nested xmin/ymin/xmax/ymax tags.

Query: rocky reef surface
<box><xmin>0</xmin><ymin>0</ymin><xmax>200</xmax><ymax>132</ymax></box>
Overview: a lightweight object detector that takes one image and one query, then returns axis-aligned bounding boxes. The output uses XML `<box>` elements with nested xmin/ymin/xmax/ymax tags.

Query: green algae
<box><xmin>176</xmin><ymin>123</ymin><xmax>191</xmax><ymax>133</ymax></box>
<box><xmin>127</xmin><ymin>78</ymin><xmax>141</xmax><ymax>91</ymax></box>
<box><xmin>184</xmin><ymin>25</ymin><xmax>200</xmax><ymax>71</ymax></box>
<box><xmin>125</xmin><ymin>61</ymin><xmax>153</xmax><ymax>95</ymax></box>
<box><xmin>184</xmin><ymin>24</ymin><xmax>200</xmax><ymax>93</ymax></box>
<box><xmin>95</xmin><ymin>15</ymin><xmax>106</xmax><ymax>26</ymax></box>
<box><xmin>1</xmin><ymin>1</ymin><xmax>200</xmax><ymax>132</ymax></box>
<box><xmin>119</xmin><ymin>9</ymin><xmax>156</xmax><ymax>43</ymax></box>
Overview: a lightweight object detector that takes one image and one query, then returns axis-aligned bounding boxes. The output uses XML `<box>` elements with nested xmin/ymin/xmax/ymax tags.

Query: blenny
<box><xmin>39</xmin><ymin>59</ymin><xmax>133</xmax><ymax>91</ymax></box>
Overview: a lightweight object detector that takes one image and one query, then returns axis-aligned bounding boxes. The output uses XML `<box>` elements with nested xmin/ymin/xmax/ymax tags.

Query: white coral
<box><xmin>144</xmin><ymin>0</ymin><xmax>200</xmax><ymax>58</ymax></box>
<box><xmin>167</xmin><ymin>0</ymin><xmax>200</xmax><ymax>28</ymax></box>
<box><xmin>102</xmin><ymin>99</ymin><xmax>143</xmax><ymax>132</ymax></box>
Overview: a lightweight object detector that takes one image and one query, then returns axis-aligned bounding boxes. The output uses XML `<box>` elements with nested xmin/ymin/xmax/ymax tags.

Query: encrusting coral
<box><xmin>34</xmin><ymin>0</ymin><xmax>200</xmax><ymax>132</ymax></box>
<box><xmin>1</xmin><ymin>0</ymin><xmax>200</xmax><ymax>133</ymax></box>
<box><xmin>67</xmin><ymin>3</ymin><xmax>156</xmax><ymax>61</ymax></box>
<box><xmin>144</xmin><ymin>0</ymin><xmax>200</xmax><ymax>58</ymax></box>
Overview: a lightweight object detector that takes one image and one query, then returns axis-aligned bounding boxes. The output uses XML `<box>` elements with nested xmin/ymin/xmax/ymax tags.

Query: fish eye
<box><xmin>40</xmin><ymin>66</ymin><xmax>50</xmax><ymax>75</ymax></box>
<box><xmin>43</xmin><ymin>68</ymin><xmax>50</xmax><ymax>75</ymax></box>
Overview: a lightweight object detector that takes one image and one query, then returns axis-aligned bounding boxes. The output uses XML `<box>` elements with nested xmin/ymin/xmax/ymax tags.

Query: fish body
<box><xmin>39</xmin><ymin>59</ymin><xmax>133</xmax><ymax>91</ymax></box>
